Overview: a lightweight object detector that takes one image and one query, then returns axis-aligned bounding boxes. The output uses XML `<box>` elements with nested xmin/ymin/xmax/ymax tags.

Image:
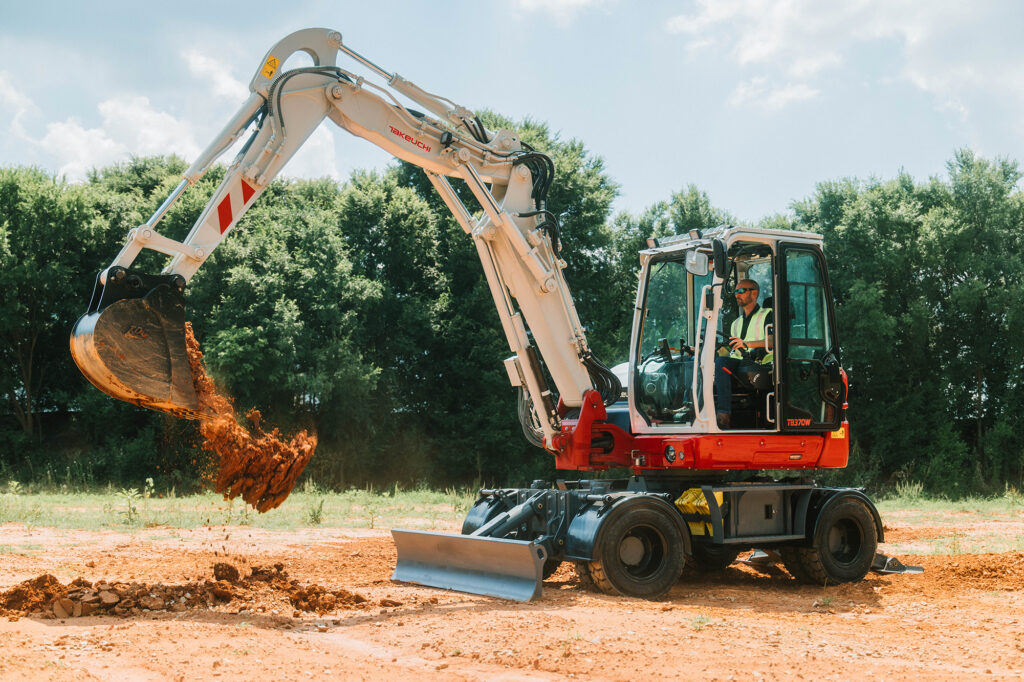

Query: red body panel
<box><xmin>550</xmin><ymin>390</ymin><xmax>850</xmax><ymax>473</ymax></box>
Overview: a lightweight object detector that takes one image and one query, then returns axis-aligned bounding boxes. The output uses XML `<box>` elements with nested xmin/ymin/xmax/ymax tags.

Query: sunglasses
<box><xmin>734</xmin><ymin>287</ymin><xmax>757</xmax><ymax>294</ymax></box>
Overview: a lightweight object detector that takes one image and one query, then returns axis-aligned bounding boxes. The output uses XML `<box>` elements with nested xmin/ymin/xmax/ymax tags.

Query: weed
<box><xmin>25</xmin><ymin>507</ymin><xmax>41</xmax><ymax>531</ymax></box>
<box><xmin>143</xmin><ymin>477</ymin><xmax>155</xmax><ymax>499</ymax></box>
<box><xmin>893</xmin><ymin>479</ymin><xmax>925</xmax><ymax>503</ymax></box>
<box><xmin>1003</xmin><ymin>484</ymin><xmax>1024</xmax><ymax>506</ymax></box>
<box><xmin>307</xmin><ymin>498</ymin><xmax>326</xmax><ymax>526</ymax></box>
<box><xmin>559</xmin><ymin>630</ymin><xmax>583</xmax><ymax>656</ymax></box>
<box><xmin>689</xmin><ymin>611</ymin><xmax>711</xmax><ymax>631</ymax></box>
<box><xmin>117</xmin><ymin>488</ymin><xmax>141</xmax><ymax>525</ymax></box>
<box><xmin>365</xmin><ymin>500</ymin><xmax>381</xmax><ymax>530</ymax></box>
<box><xmin>949</xmin><ymin>531</ymin><xmax>962</xmax><ymax>555</ymax></box>
<box><xmin>7</xmin><ymin>480</ymin><xmax>22</xmax><ymax>496</ymax></box>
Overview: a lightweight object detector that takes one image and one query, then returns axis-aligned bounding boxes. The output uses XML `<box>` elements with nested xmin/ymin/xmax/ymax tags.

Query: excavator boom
<box><xmin>71</xmin><ymin>28</ymin><xmax>616</xmax><ymax>436</ymax></box>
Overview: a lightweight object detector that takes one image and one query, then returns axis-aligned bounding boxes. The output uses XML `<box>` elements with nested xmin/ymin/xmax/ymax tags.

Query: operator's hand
<box><xmin>729</xmin><ymin>336</ymin><xmax>746</xmax><ymax>351</ymax></box>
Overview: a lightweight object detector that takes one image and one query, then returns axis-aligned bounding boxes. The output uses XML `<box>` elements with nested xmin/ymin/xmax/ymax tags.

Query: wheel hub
<box><xmin>618</xmin><ymin>536</ymin><xmax>645</xmax><ymax>565</ymax></box>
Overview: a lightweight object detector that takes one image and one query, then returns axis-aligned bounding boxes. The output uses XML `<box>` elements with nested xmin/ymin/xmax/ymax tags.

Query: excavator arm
<box><xmin>71</xmin><ymin>27</ymin><xmax>618</xmax><ymax>447</ymax></box>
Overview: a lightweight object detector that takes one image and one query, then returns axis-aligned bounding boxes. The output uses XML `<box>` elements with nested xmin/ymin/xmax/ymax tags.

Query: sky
<box><xmin>3</xmin><ymin>0</ymin><xmax>1024</xmax><ymax>223</ymax></box>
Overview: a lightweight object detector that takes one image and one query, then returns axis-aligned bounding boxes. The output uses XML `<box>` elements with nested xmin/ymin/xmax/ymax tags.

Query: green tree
<box><xmin>0</xmin><ymin>168</ymin><xmax>137</xmax><ymax>438</ymax></box>
<box><xmin>920</xmin><ymin>150</ymin><xmax>1024</xmax><ymax>485</ymax></box>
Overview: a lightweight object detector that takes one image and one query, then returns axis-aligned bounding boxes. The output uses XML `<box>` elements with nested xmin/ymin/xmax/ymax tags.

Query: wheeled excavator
<box><xmin>71</xmin><ymin>28</ymin><xmax>920</xmax><ymax>602</ymax></box>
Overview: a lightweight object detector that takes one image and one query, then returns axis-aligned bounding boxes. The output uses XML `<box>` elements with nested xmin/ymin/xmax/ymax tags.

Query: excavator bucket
<box><xmin>391</xmin><ymin>529</ymin><xmax>547</xmax><ymax>602</ymax></box>
<box><xmin>70</xmin><ymin>267</ymin><xmax>206</xmax><ymax>419</ymax></box>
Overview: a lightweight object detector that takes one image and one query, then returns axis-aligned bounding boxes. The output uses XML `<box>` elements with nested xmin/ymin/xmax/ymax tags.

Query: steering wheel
<box><xmin>715</xmin><ymin>330</ymin><xmax>751</xmax><ymax>359</ymax></box>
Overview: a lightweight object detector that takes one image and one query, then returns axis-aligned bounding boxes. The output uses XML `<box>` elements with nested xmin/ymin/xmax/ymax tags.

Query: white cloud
<box><xmin>663</xmin><ymin>0</ymin><xmax>1018</xmax><ymax>116</ymax></box>
<box><xmin>0</xmin><ymin>70</ymin><xmax>38</xmax><ymax>140</ymax></box>
<box><xmin>281</xmin><ymin>123</ymin><xmax>341</xmax><ymax>181</ymax></box>
<box><xmin>729</xmin><ymin>77</ymin><xmax>818</xmax><ymax>111</ymax></box>
<box><xmin>37</xmin><ymin>95</ymin><xmax>200</xmax><ymax>180</ymax></box>
<box><xmin>183</xmin><ymin>50</ymin><xmax>248</xmax><ymax>100</ymax></box>
<box><xmin>512</xmin><ymin>0</ymin><xmax>608</xmax><ymax>26</ymax></box>
<box><xmin>38</xmin><ymin>118</ymin><xmax>126</xmax><ymax>180</ymax></box>
<box><xmin>98</xmin><ymin>96</ymin><xmax>200</xmax><ymax>159</ymax></box>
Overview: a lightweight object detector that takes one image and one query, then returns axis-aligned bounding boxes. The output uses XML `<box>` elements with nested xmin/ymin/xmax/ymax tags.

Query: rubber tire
<box><xmin>572</xmin><ymin>561</ymin><xmax>596</xmax><ymax>590</ymax></box>
<box><xmin>686</xmin><ymin>543</ymin><xmax>742</xmax><ymax>572</ymax></box>
<box><xmin>778</xmin><ymin>546</ymin><xmax>815</xmax><ymax>583</ymax></box>
<box><xmin>783</xmin><ymin>498</ymin><xmax>878</xmax><ymax>585</ymax></box>
<box><xmin>589</xmin><ymin>505</ymin><xmax>685</xmax><ymax>600</ymax></box>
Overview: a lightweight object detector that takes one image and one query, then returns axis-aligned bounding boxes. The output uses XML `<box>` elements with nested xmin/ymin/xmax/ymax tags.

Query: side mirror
<box><xmin>684</xmin><ymin>250</ymin><xmax>709</xmax><ymax>276</ymax></box>
<box><xmin>712</xmin><ymin>239</ymin><xmax>728</xmax><ymax>279</ymax></box>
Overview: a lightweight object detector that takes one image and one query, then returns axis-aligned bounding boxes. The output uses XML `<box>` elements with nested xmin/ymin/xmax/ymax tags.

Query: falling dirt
<box><xmin>185</xmin><ymin>323</ymin><xmax>317</xmax><ymax>512</ymax></box>
<box><xmin>0</xmin><ymin>562</ymin><xmax>369</xmax><ymax>620</ymax></box>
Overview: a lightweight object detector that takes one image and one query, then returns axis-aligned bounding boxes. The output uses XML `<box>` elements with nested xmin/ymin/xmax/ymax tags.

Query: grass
<box><xmin>0</xmin><ymin>486</ymin><xmax>478</xmax><ymax>531</ymax></box>
<box><xmin>876</xmin><ymin>482</ymin><xmax>1024</xmax><ymax>521</ymax></box>
<box><xmin>1</xmin><ymin>483</ymin><xmax>1021</xmax><ymax>557</ymax></box>
<box><xmin>0</xmin><ymin>543</ymin><xmax>43</xmax><ymax>555</ymax></box>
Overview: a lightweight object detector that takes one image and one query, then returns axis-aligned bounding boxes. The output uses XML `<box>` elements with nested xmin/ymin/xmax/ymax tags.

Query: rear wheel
<box><xmin>686</xmin><ymin>543</ymin><xmax>741</xmax><ymax>572</ymax></box>
<box><xmin>589</xmin><ymin>504</ymin><xmax>685</xmax><ymax>599</ymax></box>
<box><xmin>783</xmin><ymin>498</ymin><xmax>877</xmax><ymax>585</ymax></box>
<box><xmin>779</xmin><ymin>546</ymin><xmax>814</xmax><ymax>583</ymax></box>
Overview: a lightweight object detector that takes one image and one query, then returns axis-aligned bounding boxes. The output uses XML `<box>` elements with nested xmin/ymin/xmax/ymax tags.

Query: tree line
<box><xmin>1</xmin><ymin>115</ymin><xmax>1021</xmax><ymax>495</ymax></box>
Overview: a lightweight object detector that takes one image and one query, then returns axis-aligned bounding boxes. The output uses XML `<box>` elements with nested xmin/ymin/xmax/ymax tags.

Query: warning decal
<box><xmin>261</xmin><ymin>55</ymin><xmax>280</xmax><ymax>79</ymax></box>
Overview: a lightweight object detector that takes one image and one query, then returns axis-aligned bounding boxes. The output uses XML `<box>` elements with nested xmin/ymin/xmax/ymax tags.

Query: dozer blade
<box><xmin>871</xmin><ymin>553</ymin><xmax>924</xmax><ymax>575</ymax></box>
<box><xmin>391</xmin><ymin>529</ymin><xmax>547</xmax><ymax>602</ymax></box>
<box><xmin>70</xmin><ymin>268</ymin><xmax>206</xmax><ymax>419</ymax></box>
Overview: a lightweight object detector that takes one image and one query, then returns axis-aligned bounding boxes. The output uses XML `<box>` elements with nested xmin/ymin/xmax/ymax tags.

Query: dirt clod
<box><xmin>213</xmin><ymin>562</ymin><xmax>240</xmax><ymax>583</ymax></box>
<box><xmin>0</xmin><ymin>563</ymin><xmax>368</xmax><ymax>619</ymax></box>
<box><xmin>185</xmin><ymin>323</ymin><xmax>317</xmax><ymax>513</ymax></box>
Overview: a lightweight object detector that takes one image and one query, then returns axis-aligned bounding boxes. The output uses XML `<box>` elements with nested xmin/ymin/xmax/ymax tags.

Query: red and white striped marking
<box><xmin>216</xmin><ymin>180</ymin><xmax>259</xmax><ymax>234</ymax></box>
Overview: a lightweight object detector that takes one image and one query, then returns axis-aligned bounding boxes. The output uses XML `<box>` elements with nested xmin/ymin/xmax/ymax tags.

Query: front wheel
<box><xmin>589</xmin><ymin>503</ymin><xmax>685</xmax><ymax>599</ymax></box>
<box><xmin>783</xmin><ymin>497</ymin><xmax>878</xmax><ymax>585</ymax></box>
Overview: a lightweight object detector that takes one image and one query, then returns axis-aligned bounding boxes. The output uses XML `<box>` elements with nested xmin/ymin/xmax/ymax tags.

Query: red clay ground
<box><xmin>1</xmin><ymin>519</ymin><xmax>1022</xmax><ymax>680</ymax></box>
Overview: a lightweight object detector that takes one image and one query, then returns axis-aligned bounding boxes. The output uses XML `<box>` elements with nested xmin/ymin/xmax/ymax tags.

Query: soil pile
<box><xmin>185</xmin><ymin>323</ymin><xmax>317</xmax><ymax>512</ymax></box>
<box><xmin>0</xmin><ymin>574</ymin><xmax>67</xmax><ymax>615</ymax></box>
<box><xmin>245</xmin><ymin>562</ymin><xmax>368</xmax><ymax>614</ymax></box>
<box><xmin>0</xmin><ymin>562</ymin><xmax>370</xmax><ymax>619</ymax></box>
<box><xmin>922</xmin><ymin>551</ymin><xmax>1024</xmax><ymax>590</ymax></box>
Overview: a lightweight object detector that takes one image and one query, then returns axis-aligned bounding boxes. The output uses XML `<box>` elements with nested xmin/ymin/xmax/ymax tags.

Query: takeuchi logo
<box><xmin>388</xmin><ymin>125</ymin><xmax>431</xmax><ymax>153</ymax></box>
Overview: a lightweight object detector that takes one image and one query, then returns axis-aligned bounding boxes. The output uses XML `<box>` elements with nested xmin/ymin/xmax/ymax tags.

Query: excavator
<box><xmin>71</xmin><ymin>28</ymin><xmax>919</xmax><ymax>601</ymax></box>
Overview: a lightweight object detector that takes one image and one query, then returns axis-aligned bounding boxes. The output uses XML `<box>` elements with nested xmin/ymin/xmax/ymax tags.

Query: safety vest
<box><xmin>730</xmin><ymin>306</ymin><xmax>773</xmax><ymax>363</ymax></box>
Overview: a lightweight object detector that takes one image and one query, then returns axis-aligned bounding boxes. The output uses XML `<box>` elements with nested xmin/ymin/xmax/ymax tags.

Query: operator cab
<box><xmin>627</xmin><ymin>225</ymin><xmax>846</xmax><ymax>435</ymax></box>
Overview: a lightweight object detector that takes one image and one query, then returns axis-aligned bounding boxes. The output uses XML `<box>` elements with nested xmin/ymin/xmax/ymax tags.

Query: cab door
<box><xmin>777</xmin><ymin>244</ymin><xmax>844</xmax><ymax>432</ymax></box>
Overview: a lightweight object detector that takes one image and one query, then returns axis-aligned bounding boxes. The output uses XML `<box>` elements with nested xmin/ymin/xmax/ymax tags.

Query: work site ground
<box><xmin>1</xmin><ymin>502</ymin><xmax>1022</xmax><ymax>680</ymax></box>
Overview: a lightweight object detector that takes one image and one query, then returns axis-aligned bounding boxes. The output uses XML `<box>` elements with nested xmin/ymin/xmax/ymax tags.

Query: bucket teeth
<box><xmin>70</xmin><ymin>269</ymin><xmax>205</xmax><ymax>419</ymax></box>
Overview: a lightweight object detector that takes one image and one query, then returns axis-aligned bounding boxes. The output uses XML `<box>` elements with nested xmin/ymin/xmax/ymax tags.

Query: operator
<box><xmin>714</xmin><ymin>279</ymin><xmax>773</xmax><ymax>429</ymax></box>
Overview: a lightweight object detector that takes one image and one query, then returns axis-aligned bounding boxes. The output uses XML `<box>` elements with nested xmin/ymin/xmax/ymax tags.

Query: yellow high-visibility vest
<box><xmin>730</xmin><ymin>306</ymin><xmax>773</xmax><ymax>363</ymax></box>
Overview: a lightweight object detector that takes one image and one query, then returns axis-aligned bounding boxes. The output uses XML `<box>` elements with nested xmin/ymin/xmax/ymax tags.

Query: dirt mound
<box><xmin>921</xmin><ymin>551</ymin><xmax>1024</xmax><ymax>590</ymax></box>
<box><xmin>185</xmin><ymin>323</ymin><xmax>317</xmax><ymax>512</ymax></box>
<box><xmin>0</xmin><ymin>574</ymin><xmax>66</xmax><ymax>614</ymax></box>
<box><xmin>243</xmin><ymin>562</ymin><xmax>368</xmax><ymax>614</ymax></box>
<box><xmin>0</xmin><ymin>562</ymin><xmax>370</xmax><ymax>619</ymax></box>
